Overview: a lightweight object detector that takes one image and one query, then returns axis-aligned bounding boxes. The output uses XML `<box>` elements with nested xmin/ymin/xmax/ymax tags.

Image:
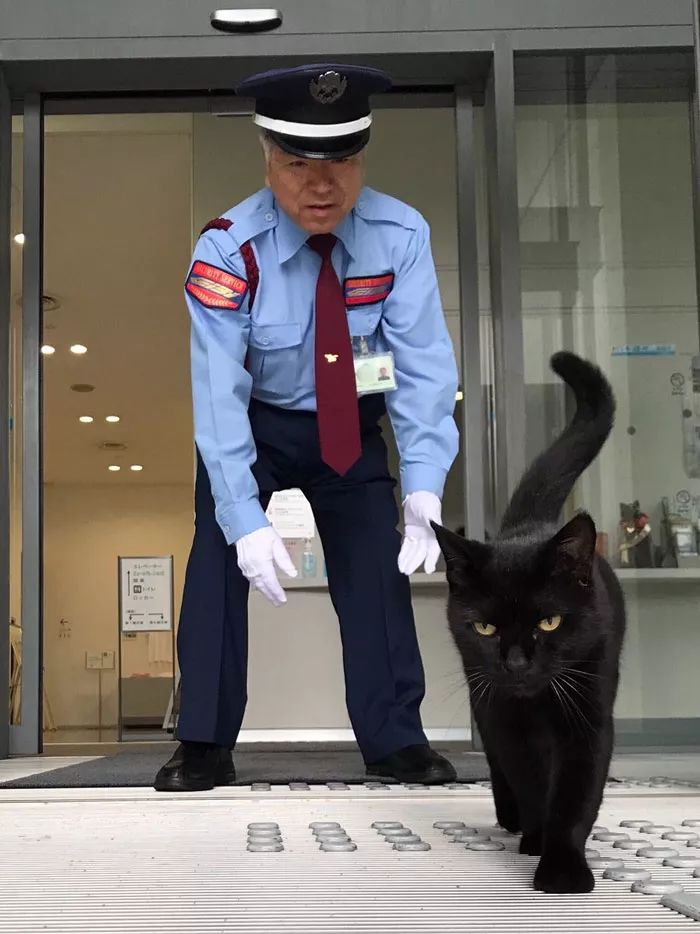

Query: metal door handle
<box><xmin>210</xmin><ymin>9</ymin><xmax>282</xmax><ymax>32</ymax></box>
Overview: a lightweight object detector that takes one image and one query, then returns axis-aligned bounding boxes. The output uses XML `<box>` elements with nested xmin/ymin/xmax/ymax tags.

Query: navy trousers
<box><xmin>175</xmin><ymin>396</ymin><xmax>428</xmax><ymax>762</ymax></box>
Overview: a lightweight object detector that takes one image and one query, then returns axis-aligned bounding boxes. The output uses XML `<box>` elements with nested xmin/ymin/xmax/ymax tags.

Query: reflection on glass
<box><xmin>9</xmin><ymin>117</ymin><xmax>22</xmax><ymax>726</ymax></box>
<box><xmin>515</xmin><ymin>52</ymin><xmax>700</xmax><ymax>746</ymax></box>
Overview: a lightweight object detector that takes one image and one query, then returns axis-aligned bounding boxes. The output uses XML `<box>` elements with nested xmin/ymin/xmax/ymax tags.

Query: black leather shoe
<box><xmin>153</xmin><ymin>742</ymin><xmax>236</xmax><ymax>792</ymax></box>
<box><xmin>366</xmin><ymin>744</ymin><xmax>457</xmax><ymax>785</ymax></box>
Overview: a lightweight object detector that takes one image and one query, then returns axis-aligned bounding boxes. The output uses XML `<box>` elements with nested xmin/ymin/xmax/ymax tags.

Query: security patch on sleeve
<box><xmin>344</xmin><ymin>273</ymin><xmax>395</xmax><ymax>307</ymax></box>
<box><xmin>186</xmin><ymin>261</ymin><xmax>248</xmax><ymax>311</ymax></box>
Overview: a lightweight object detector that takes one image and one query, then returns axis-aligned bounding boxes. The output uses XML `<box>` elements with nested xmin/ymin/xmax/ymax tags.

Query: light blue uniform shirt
<box><xmin>185</xmin><ymin>186</ymin><xmax>459</xmax><ymax>545</ymax></box>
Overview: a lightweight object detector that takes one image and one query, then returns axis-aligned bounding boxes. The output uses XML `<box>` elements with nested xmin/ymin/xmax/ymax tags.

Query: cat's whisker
<box><xmin>561</xmin><ymin>667</ymin><xmax>605</xmax><ymax>681</ymax></box>
<box><xmin>440</xmin><ymin>677</ymin><xmax>468</xmax><ymax>691</ymax></box>
<box><xmin>552</xmin><ymin>678</ymin><xmax>587</xmax><ymax>736</ymax></box>
<box><xmin>467</xmin><ymin>677</ymin><xmax>488</xmax><ymax>697</ymax></box>
<box><xmin>550</xmin><ymin>679</ymin><xmax>576</xmax><ymax>735</ymax></box>
<box><xmin>554</xmin><ymin>678</ymin><xmax>596</xmax><ymax>753</ymax></box>
<box><xmin>463</xmin><ymin>667</ymin><xmax>486</xmax><ymax>679</ymax></box>
<box><xmin>559</xmin><ymin>670</ymin><xmax>595</xmax><ymax>691</ymax></box>
<box><xmin>471</xmin><ymin>679</ymin><xmax>492</xmax><ymax>713</ymax></box>
<box><xmin>558</xmin><ymin>673</ymin><xmax>596</xmax><ymax>703</ymax></box>
<box><xmin>439</xmin><ymin>683</ymin><xmax>469</xmax><ymax>704</ymax></box>
<box><xmin>467</xmin><ymin>674</ymin><xmax>486</xmax><ymax>685</ymax></box>
<box><xmin>487</xmin><ymin>683</ymin><xmax>495</xmax><ymax>710</ymax></box>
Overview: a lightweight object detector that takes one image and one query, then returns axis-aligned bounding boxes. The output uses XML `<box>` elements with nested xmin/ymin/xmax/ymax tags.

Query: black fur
<box><xmin>433</xmin><ymin>351</ymin><xmax>625</xmax><ymax>894</ymax></box>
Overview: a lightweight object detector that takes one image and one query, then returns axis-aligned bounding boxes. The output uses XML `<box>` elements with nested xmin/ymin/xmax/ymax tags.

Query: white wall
<box><xmin>42</xmin><ymin>484</ymin><xmax>466</xmax><ymax>735</ymax></box>
<box><xmin>43</xmin><ymin>485</ymin><xmax>191</xmax><ymax>730</ymax></box>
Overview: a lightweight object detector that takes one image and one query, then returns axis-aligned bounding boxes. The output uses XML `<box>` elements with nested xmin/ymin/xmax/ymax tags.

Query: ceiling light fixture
<box><xmin>130</xmin><ymin>465</ymin><xmax>143</xmax><ymax>472</ymax></box>
<box><xmin>70</xmin><ymin>344</ymin><xmax>88</xmax><ymax>355</ymax></box>
<box><xmin>108</xmin><ymin>465</ymin><xmax>121</xmax><ymax>472</ymax></box>
<box><xmin>79</xmin><ymin>416</ymin><xmax>94</xmax><ymax>424</ymax></box>
<box><xmin>14</xmin><ymin>233</ymin><xmax>25</xmax><ymax>245</ymax></box>
<box><xmin>40</xmin><ymin>345</ymin><xmax>55</xmax><ymax>355</ymax></box>
<box><xmin>105</xmin><ymin>415</ymin><xmax>120</xmax><ymax>423</ymax></box>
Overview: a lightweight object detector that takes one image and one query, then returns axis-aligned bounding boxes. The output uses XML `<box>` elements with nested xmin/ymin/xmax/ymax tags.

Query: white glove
<box><xmin>235</xmin><ymin>525</ymin><xmax>297</xmax><ymax>607</ymax></box>
<box><xmin>398</xmin><ymin>491</ymin><xmax>442</xmax><ymax>575</ymax></box>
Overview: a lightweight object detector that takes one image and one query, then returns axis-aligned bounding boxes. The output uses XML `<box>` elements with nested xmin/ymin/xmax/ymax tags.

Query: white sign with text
<box><xmin>119</xmin><ymin>556</ymin><xmax>173</xmax><ymax>632</ymax></box>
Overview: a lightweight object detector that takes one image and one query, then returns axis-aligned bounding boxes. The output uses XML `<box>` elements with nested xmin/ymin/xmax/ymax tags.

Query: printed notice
<box><xmin>119</xmin><ymin>556</ymin><xmax>173</xmax><ymax>632</ymax></box>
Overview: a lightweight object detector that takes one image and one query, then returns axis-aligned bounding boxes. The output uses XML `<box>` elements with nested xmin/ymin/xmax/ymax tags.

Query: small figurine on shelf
<box><xmin>618</xmin><ymin>500</ymin><xmax>654</xmax><ymax>568</ymax></box>
<box><xmin>661</xmin><ymin>495</ymin><xmax>700</xmax><ymax>568</ymax></box>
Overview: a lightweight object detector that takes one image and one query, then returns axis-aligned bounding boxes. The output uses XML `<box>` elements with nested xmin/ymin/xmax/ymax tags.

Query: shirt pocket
<box><xmin>346</xmin><ymin>307</ymin><xmax>383</xmax><ymax>351</ymax></box>
<box><xmin>247</xmin><ymin>322</ymin><xmax>303</xmax><ymax>398</ymax></box>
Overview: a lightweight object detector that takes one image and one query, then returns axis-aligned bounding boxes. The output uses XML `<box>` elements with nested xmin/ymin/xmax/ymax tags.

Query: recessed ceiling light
<box><xmin>108</xmin><ymin>465</ymin><xmax>121</xmax><ymax>472</ymax></box>
<box><xmin>105</xmin><ymin>415</ymin><xmax>120</xmax><ymax>423</ymax></box>
<box><xmin>70</xmin><ymin>344</ymin><xmax>88</xmax><ymax>355</ymax></box>
<box><xmin>40</xmin><ymin>345</ymin><xmax>55</xmax><ymax>355</ymax></box>
<box><xmin>130</xmin><ymin>465</ymin><xmax>143</xmax><ymax>472</ymax></box>
<box><xmin>79</xmin><ymin>416</ymin><xmax>94</xmax><ymax>424</ymax></box>
<box><xmin>14</xmin><ymin>233</ymin><xmax>25</xmax><ymax>246</ymax></box>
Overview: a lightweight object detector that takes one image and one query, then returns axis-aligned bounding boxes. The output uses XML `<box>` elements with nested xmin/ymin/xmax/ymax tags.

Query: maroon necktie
<box><xmin>307</xmin><ymin>234</ymin><xmax>361</xmax><ymax>474</ymax></box>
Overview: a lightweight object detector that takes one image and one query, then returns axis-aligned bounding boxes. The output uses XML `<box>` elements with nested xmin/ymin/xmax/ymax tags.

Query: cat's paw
<box><xmin>493</xmin><ymin>796</ymin><xmax>520</xmax><ymax>834</ymax></box>
<box><xmin>534</xmin><ymin>850</ymin><xmax>594</xmax><ymax>894</ymax></box>
<box><xmin>519</xmin><ymin>831</ymin><xmax>542</xmax><ymax>856</ymax></box>
<box><xmin>496</xmin><ymin>812</ymin><xmax>520</xmax><ymax>835</ymax></box>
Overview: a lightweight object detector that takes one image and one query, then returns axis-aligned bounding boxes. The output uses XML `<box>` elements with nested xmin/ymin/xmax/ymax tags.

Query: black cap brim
<box><xmin>268</xmin><ymin>128</ymin><xmax>370</xmax><ymax>160</ymax></box>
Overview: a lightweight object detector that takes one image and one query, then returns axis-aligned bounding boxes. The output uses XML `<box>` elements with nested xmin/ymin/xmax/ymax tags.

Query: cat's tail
<box><xmin>499</xmin><ymin>351</ymin><xmax>615</xmax><ymax>534</ymax></box>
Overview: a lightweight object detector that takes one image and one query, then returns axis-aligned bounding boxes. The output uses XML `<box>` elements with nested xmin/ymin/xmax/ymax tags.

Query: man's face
<box><xmin>265</xmin><ymin>143</ymin><xmax>365</xmax><ymax>234</ymax></box>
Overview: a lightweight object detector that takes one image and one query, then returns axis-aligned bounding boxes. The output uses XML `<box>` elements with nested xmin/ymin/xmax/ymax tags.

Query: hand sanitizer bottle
<box><xmin>302</xmin><ymin>540</ymin><xmax>316</xmax><ymax>578</ymax></box>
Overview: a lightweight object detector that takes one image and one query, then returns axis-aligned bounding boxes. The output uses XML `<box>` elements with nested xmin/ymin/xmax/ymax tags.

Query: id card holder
<box><xmin>352</xmin><ymin>336</ymin><xmax>398</xmax><ymax>397</ymax></box>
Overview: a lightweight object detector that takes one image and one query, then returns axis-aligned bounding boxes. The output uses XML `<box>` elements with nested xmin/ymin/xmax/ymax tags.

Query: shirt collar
<box><xmin>274</xmin><ymin>200</ymin><xmax>357</xmax><ymax>264</ymax></box>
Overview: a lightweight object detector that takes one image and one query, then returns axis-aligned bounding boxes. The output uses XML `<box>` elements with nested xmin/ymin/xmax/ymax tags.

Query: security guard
<box><xmin>154</xmin><ymin>63</ymin><xmax>460</xmax><ymax>791</ymax></box>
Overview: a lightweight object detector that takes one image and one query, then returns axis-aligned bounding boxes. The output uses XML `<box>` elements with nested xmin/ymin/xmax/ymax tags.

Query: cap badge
<box><xmin>325</xmin><ymin>353</ymin><xmax>339</xmax><ymax>364</ymax></box>
<box><xmin>310</xmin><ymin>71</ymin><xmax>347</xmax><ymax>105</ymax></box>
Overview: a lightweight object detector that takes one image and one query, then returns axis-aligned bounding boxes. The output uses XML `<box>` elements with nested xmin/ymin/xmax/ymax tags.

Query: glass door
<box><xmin>13</xmin><ymin>84</ymin><xmax>490</xmax><ymax>754</ymax></box>
<box><xmin>515</xmin><ymin>52</ymin><xmax>700</xmax><ymax>747</ymax></box>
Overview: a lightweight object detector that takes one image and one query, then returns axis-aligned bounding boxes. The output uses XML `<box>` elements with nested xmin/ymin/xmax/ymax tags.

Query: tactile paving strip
<box><xmin>1</xmin><ymin>787</ymin><xmax>699</xmax><ymax>932</ymax></box>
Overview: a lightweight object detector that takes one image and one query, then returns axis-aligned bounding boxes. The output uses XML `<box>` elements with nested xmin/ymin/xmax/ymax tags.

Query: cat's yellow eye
<box><xmin>537</xmin><ymin>615</ymin><xmax>562</xmax><ymax>632</ymax></box>
<box><xmin>473</xmin><ymin>621</ymin><xmax>497</xmax><ymax>637</ymax></box>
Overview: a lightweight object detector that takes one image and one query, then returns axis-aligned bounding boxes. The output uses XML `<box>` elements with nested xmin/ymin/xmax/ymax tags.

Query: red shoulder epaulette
<box><xmin>200</xmin><ymin>217</ymin><xmax>233</xmax><ymax>236</ymax></box>
<box><xmin>199</xmin><ymin>216</ymin><xmax>259</xmax><ymax>309</ymax></box>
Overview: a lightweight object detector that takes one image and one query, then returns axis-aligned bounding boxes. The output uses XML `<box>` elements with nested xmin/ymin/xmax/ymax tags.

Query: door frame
<box><xmin>3</xmin><ymin>49</ymin><xmax>525</xmax><ymax>756</ymax></box>
<box><xmin>0</xmin><ymin>67</ymin><xmax>11</xmax><ymax>760</ymax></box>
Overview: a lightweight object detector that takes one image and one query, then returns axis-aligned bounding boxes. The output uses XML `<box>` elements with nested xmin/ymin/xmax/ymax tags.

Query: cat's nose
<box><xmin>505</xmin><ymin>645</ymin><xmax>529</xmax><ymax>672</ymax></box>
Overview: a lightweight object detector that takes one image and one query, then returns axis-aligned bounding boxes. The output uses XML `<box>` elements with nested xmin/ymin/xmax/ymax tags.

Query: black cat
<box><xmin>433</xmin><ymin>351</ymin><xmax>625</xmax><ymax>894</ymax></box>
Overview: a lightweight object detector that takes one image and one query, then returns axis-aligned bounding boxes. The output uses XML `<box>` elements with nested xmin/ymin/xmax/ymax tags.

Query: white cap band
<box><xmin>253</xmin><ymin>113</ymin><xmax>372</xmax><ymax>139</ymax></box>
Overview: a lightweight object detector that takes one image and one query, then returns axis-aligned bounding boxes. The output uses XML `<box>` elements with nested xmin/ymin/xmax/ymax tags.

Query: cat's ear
<box><xmin>547</xmin><ymin>512</ymin><xmax>597</xmax><ymax>586</ymax></box>
<box><xmin>431</xmin><ymin>522</ymin><xmax>490</xmax><ymax>581</ymax></box>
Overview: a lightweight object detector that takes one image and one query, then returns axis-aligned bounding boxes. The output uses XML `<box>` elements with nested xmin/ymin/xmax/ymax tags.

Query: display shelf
<box><xmin>276</xmin><ymin>568</ymin><xmax>700</xmax><ymax>593</ymax></box>
<box><xmin>280</xmin><ymin>571</ymin><xmax>449</xmax><ymax>592</ymax></box>
<box><xmin>616</xmin><ymin>567</ymin><xmax>700</xmax><ymax>583</ymax></box>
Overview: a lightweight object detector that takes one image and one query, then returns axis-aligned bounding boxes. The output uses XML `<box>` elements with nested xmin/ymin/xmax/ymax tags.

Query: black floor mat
<box><xmin>0</xmin><ymin>746</ymin><xmax>490</xmax><ymax>789</ymax></box>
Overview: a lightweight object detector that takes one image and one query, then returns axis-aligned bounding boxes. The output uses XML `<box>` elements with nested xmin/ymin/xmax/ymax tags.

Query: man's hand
<box><xmin>235</xmin><ymin>526</ymin><xmax>298</xmax><ymax>606</ymax></box>
<box><xmin>398</xmin><ymin>491</ymin><xmax>442</xmax><ymax>575</ymax></box>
